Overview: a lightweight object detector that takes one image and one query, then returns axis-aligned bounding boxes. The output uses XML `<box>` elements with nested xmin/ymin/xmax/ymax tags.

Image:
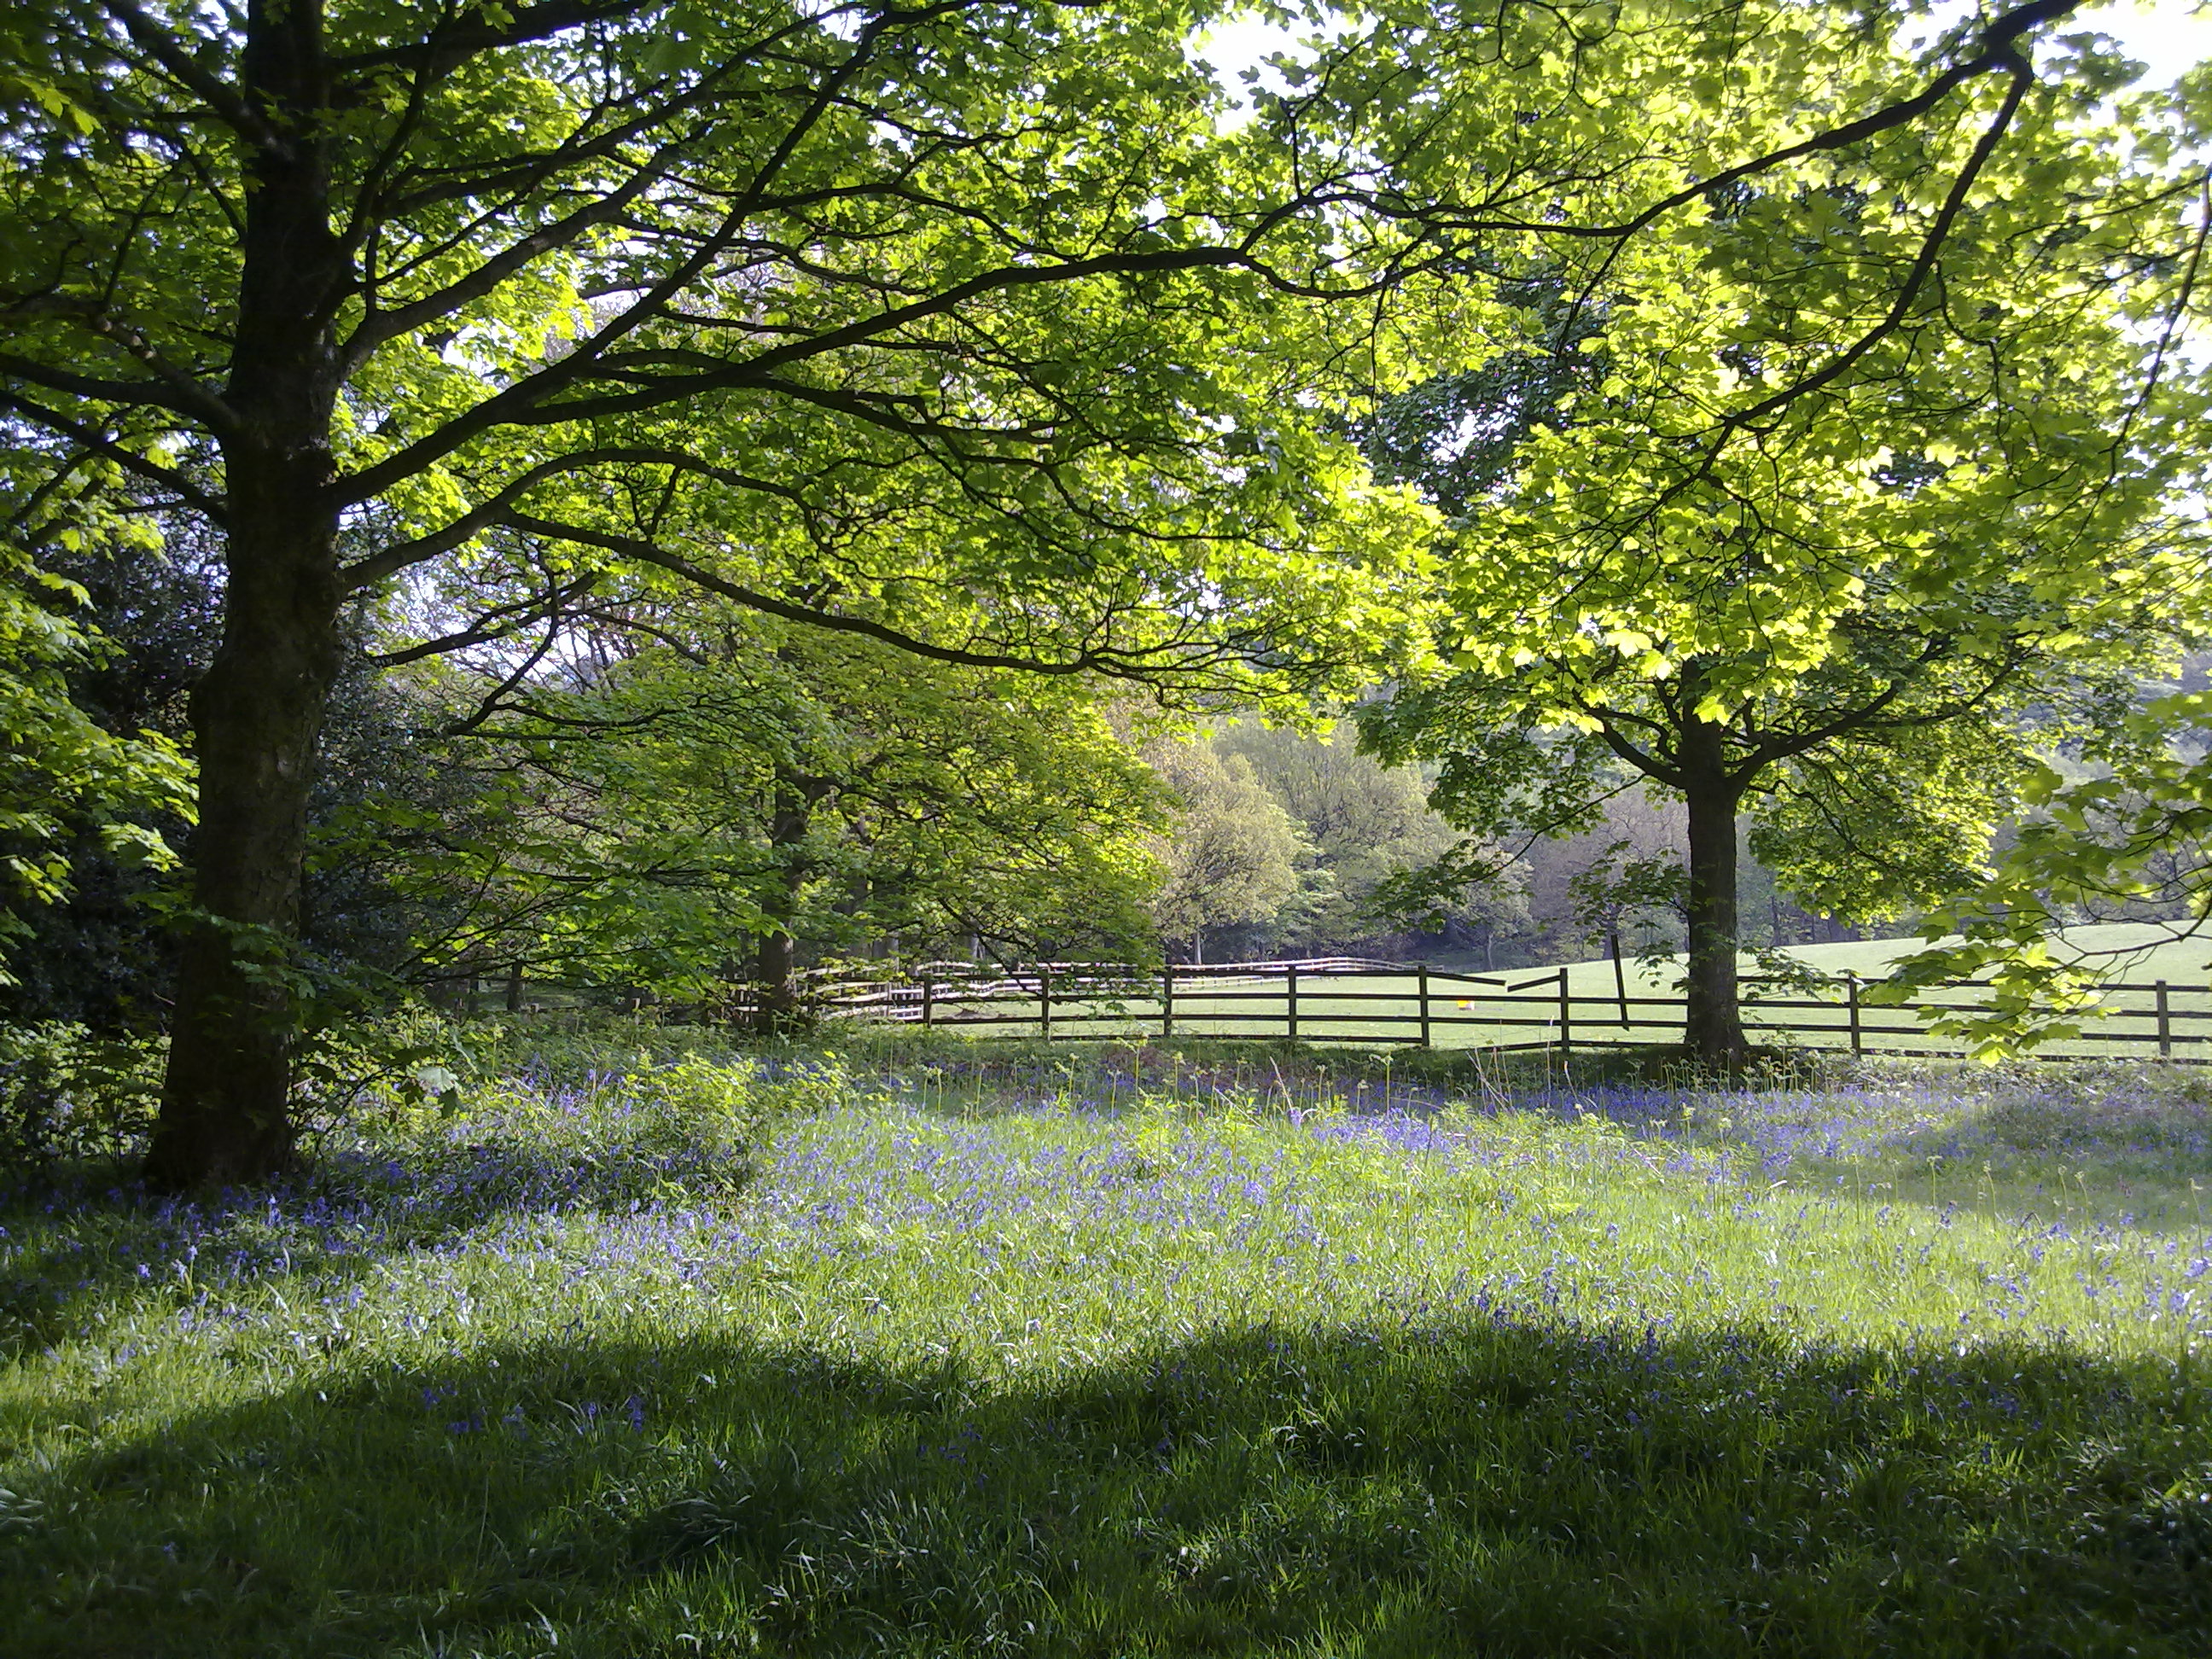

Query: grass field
<box><xmin>911</xmin><ymin>923</ymin><xmax>2212</xmax><ymax>1059</ymax></box>
<box><xmin>5</xmin><ymin>1028</ymin><xmax>2212</xmax><ymax>1655</ymax></box>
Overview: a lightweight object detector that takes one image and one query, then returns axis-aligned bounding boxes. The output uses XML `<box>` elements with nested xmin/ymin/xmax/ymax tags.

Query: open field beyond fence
<box><xmin>783</xmin><ymin>934</ymin><xmax>2212</xmax><ymax>1061</ymax></box>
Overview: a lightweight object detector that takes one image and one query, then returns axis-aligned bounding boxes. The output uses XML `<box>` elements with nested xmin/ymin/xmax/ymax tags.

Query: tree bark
<box><xmin>754</xmin><ymin>779</ymin><xmax>814</xmax><ymax>1036</ymax></box>
<box><xmin>143</xmin><ymin>492</ymin><xmax>344</xmax><ymax>1187</ymax></box>
<box><xmin>1679</xmin><ymin>715</ymin><xmax>1749</xmax><ymax>1068</ymax></box>
<box><xmin>143</xmin><ymin>1</ymin><xmax>347</xmax><ymax>1189</ymax></box>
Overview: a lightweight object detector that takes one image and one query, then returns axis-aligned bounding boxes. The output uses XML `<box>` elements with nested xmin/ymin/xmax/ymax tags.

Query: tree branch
<box><xmin>0</xmin><ymin>390</ymin><xmax>228</xmax><ymax>523</ymax></box>
<box><xmin>498</xmin><ymin>513</ymin><xmax>1239</xmax><ymax>681</ymax></box>
<box><xmin>369</xmin><ymin>573</ymin><xmax>600</xmax><ymax>666</ymax></box>
<box><xmin>337</xmin><ymin>446</ymin><xmax>809</xmax><ymax>588</ymax></box>
<box><xmin>96</xmin><ymin>0</ymin><xmax>290</xmax><ymax>154</ymax></box>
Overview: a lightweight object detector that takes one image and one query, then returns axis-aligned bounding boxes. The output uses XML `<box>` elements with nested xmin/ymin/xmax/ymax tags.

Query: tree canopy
<box><xmin>0</xmin><ymin>0</ymin><xmax>2160</xmax><ymax>1178</ymax></box>
<box><xmin>1356</xmin><ymin>32</ymin><xmax>2209</xmax><ymax>1060</ymax></box>
<box><xmin>401</xmin><ymin>614</ymin><xmax>1172</xmax><ymax>1018</ymax></box>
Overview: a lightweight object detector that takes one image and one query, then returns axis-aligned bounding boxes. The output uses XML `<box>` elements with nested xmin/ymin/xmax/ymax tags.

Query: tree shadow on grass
<box><xmin>0</xmin><ymin>1129</ymin><xmax>753</xmax><ymax>1360</ymax></box>
<box><xmin>1789</xmin><ymin>1077</ymin><xmax>2212</xmax><ymax>1237</ymax></box>
<box><xmin>8</xmin><ymin>1315</ymin><xmax>2210</xmax><ymax>1658</ymax></box>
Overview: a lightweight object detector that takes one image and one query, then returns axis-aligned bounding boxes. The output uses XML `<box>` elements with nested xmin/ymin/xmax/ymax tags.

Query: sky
<box><xmin>2066</xmin><ymin>0</ymin><xmax>2212</xmax><ymax>82</ymax></box>
<box><xmin>1195</xmin><ymin>0</ymin><xmax>2212</xmax><ymax>101</ymax></box>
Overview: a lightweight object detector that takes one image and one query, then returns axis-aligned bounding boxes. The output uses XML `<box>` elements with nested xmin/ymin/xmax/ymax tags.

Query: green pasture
<box><xmin>911</xmin><ymin>923</ymin><xmax>2212</xmax><ymax>1060</ymax></box>
<box><xmin>6</xmin><ymin>1031</ymin><xmax>2212</xmax><ymax>1655</ymax></box>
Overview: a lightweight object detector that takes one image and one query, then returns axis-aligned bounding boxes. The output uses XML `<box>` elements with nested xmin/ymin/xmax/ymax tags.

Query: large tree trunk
<box><xmin>1679</xmin><ymin>716</ymin><xmax>1749</xmax><ymax>1068</ymax></box>
<box><xmin>143</xmin><ymin>485</ymin><xmax>344</xmax><ymax>1187</ymax></box>
<box><xmin>143</xmin><ymin>3</ymin><xmax>346</xmax><ymax>1189</ymax></box>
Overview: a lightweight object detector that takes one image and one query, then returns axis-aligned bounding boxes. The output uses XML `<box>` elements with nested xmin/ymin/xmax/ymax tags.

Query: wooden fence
<box><xmin>753</xmin><ymin>958</ymin><xmax>2212</xmax><ymax>1060</ymax></box>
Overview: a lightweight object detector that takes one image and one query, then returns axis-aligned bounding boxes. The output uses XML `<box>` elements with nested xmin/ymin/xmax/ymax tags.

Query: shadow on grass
<box><xmin>0</xmin><ymin>1129</ymin><xmax>753</xmax><ymax>1360</ymax></box>
<box><xmin>9</xmin><ymin>1315</ymin><xmax>2210</xmax><ymax>1657</ymax></box>
<box><xmin>1800</xmin><ymin>1071</ymin><xmax>2212</xmax><ymax>1237</ymax></box>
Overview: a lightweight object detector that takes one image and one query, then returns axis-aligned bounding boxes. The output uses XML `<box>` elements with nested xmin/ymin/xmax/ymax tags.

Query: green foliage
<box><xmin>0</xmin><ymin>538</ymin><xmax>192</xmax><ymax>979</ymax></box>
<box><xmin>0</xmin><ymin>1021</ymin><xmax>162</xmax><ymax>1169</ymax></box>
<box><xmin>377</xmin><ymin>619</ymin><xmax>1171</xmax><ymax>994</ymax></box>
<box><xmin>1353</xmin><ymin>19</ymin><xmax>2203</xmax><ymax>1019</ymax></box>
<box><xmin>1</xmin><ymin>0</ymin><xmax>1439</xmax><ymax>691</ymax></box>
<box><xmin>1214</xmin><ymin>720</ymin><xmax>1485</xmax><ymax>953</ymax></box>
<box><xmin>1877</xmin><ymin>691</ymin><xmax>2212</xmax><ymax>1056</ymax></box>
<box><xmin>1143</xmin><ymin>737</ymin><xmax>1304</xmax><ymax>952</ymax></box>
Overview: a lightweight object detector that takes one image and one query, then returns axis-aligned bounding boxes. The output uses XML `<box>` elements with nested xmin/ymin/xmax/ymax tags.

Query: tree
<box><xmin>1144</xmin><ymin>738</ymin><xmax>1301</xmax><ymax>962</ymax></box>
<box><xmin>1215</xmin><ymin>720</ymin><xmax>1464</xmax><ymax>955</ymax></box>
<box><xmin>0</xmin><ymin>0</ymin><xmax>2123</xmax><ymax>1179</ymax></box>
<box><xmin>1358</xmin><ymin>49</ymin><xmax>2208</xmax><ymax>1062</ymax></box>
<box><xmin>0</xmin><ymin>0</ymin><xmax>1443</xmax><ymax>1183</ymax></box>
<box><xmin>399</xmin><ymin>615</ymin><xmax>1170</xmax><ymax>1027</ymax></box>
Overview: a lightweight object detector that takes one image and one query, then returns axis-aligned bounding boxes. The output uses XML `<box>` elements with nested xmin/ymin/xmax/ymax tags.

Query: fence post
<box><xmin>1040</xmin><ymin>967</ymin><xmax>1053</xmax><ymax>1041</ymax></box>
<box><xmin>1418</xmin><ymin>963</ymin><xmax>1432</xmax><ymax>1049</ymax></box>
<box><xmin>921</xmin><ymin>973</ymin><xmax>934</xmax><ymax>1028</ymax></box>
<box><xmin>1846</xmin><ymin>971</ymin><xmax>1862</xmax><ymax>1058</ymax></box>
<box><xmin>2158</xmin><ymin>980</ymin><xmax>2172</xmax><ymax>1057</ymax></box>
<box><xmin>1287</xmin><ymin>962</ymin><xmax>1300</xmax><ymax>1043</ymax></box>
<box><xmin>1557</xmin><ymin>967</ymin><xmax>1571</xmax><ymax>1053</ymax></box>
<box><xmin>1161</xmin><ymin>964</ymin><xmax>1174</xmax><ymax>1039</ymax></box>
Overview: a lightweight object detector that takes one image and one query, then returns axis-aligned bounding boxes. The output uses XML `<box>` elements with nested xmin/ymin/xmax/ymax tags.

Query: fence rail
<box><xmin>733</xmin><ymin>959</ymin><xmax>2212</xmax><ymax>1061</ymax></box>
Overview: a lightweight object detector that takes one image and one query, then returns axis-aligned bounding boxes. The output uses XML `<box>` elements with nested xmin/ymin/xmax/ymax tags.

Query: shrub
<box><xmin>0</xmin><ymin>1023</ymin><xmax>161</xmax><ymax>1172</ymax></box>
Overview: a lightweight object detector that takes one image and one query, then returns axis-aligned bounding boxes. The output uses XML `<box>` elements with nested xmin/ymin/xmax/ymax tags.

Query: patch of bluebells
<box><xmin>9</xmin><ymin>1048</ymin><xmax>2212</xmax><ymax>1380</ymax></box>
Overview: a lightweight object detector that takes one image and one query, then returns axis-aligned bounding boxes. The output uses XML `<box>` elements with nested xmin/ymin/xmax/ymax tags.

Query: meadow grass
<box><xmin>3</xmin><ymin>1030</ymin><xmax>2212</xmax><ymax>1656</ymax></box>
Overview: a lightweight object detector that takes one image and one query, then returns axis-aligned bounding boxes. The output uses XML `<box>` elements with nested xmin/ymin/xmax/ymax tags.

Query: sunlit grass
<box><xmin>3</xmin><ymin>1033</ymin><xmax>2211</xmax><ymax>1655</ymax></box>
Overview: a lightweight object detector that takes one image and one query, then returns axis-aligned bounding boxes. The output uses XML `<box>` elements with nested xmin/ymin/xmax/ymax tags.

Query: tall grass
<box><xmin>3</xmin><ymin>1031</ymin><xmax>2210</xmax><ymax>1655</ymax></box>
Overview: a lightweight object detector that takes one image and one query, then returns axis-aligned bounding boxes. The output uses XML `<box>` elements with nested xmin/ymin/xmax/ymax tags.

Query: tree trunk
<box><xmin>1679</xmin><ymin>717</ymin><xmax>1749</xmax><ymax>1068</ymax></box>
<box><xmin>143</xmin><ymin>5</ymin><xmax>348</xmax><ymax>1190</ymax></box>
<box><xmin>754</xmin><ymin>781</ymin><xmax>812</xmax><ymax>1035</ymax></box>
<box><xmin>754</xmin><ymin>928</ymin><xmax>800</xmax><ymax>1034</ymax></box>
<box><xmin>143</xmin><ymin>512</ymin><xmax>343</xmax><ymax>1186</ymax></box>
<box><xmin>505</xmin><ymin>963</ymin><xmax>525</xmax><ymax>1013</ymax></box>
